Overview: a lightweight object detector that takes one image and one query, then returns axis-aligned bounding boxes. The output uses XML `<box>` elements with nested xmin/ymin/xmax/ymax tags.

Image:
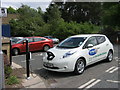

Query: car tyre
<box><xmin>43</xmin><ymin>45</ymin><xmax>50</xmax><ymax>51</ymax></box>
<box><xmin>12</xmin><ymin>48</ymin><xmax>19</xmax><ymax>56</ymax></box>
<box><xmin>74</xmin><ymin>59</ymin><xmax>85</xmax><ymax>75</ymax></box>
<box><xmin>106</xmin><ymin>51</ymin><xmax>113</xmax><ymax>62</ymax></box>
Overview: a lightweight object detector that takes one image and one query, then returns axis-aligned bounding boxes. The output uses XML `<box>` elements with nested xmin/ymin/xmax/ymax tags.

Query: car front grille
<box><xmin>47</xmin><ymin>51</ymin><xmax>55</xmax><ymax>60</ymax></box>
<box><xmin>44</xmin><ymin>65</ymin><xmax>59</xmax><ymax>69</ymax></box>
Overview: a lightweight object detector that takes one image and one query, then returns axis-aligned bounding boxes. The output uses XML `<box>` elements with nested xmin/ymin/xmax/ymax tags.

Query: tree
<box><xmin>44</xmin><ymin>4</ymin><xmax>62</xmax><ymax>23</ymax></box>
<box><xmin>10</xmin><ymin>5</ymin><xmax>45</xmax><ymax>36</ymax></box>
<box><xmin>54</xmin><ymin>1</ymin><xmax>102</xmax><ymax>25</ymax></box>
<box><xmin>102</xmin><ymin>2</ymin><xmax>120</xmax><ymax>28</ymax></box>
<box><xmin>7</xmin><ymin>6</ymin><xmax>17</xmax><ymax>14</ymax></box>
<box><xmin>44</xmin><ymin>4</ymin><xmax>64</xmax><ymax>36</ymax></box>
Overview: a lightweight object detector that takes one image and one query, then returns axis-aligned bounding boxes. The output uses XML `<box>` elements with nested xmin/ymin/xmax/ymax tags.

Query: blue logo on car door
<box><xmin>89</xmin><ymin>49</ymin><xmax>97</xmax><ymax>56</ymax></box>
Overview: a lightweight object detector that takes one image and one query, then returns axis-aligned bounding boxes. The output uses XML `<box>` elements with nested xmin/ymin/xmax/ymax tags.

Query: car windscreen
<box><xmin>16</xmin><ymin>38</ymin><xmax>26</xmax><ymax>44</ymax></box>
<box><xmin>57</xmin><ymin>37</ymin><xmax>87</xmax><ymax>48</ymax></box>
<box><xmin>12</xmin><ymin>38</ymin><xmax>20</xmax><ymax>43</ymax></box>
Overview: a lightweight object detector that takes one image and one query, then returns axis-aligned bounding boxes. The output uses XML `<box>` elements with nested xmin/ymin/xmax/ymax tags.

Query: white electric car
<box><xmin>43</xmin><ymin>34</ymin><xmax>114</xmax><ymax>74</ymax></box>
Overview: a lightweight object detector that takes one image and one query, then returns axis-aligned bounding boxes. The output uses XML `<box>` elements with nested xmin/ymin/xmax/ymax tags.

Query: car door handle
<box><xmin>30</xmin><ymin>44</ymin><xmax>34</xmax><ymax>45</ymax></box>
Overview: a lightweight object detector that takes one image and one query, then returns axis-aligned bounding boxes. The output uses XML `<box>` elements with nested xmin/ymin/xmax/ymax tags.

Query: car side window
<box><xmin>96</xmin><ymin>36</ymin><xmax>106</xmax><ymax>44</ymax></box>
<box><xmin>28</xmin><ymin>38</ymin><xmax>33</xmax><ymax>43</ymax></box>
<box><xmin>83</xmin><ymin>37</ymin><xmax>98</xmax><ymax>48</ymax></box>
<box><xmin>34</xmin><ymin>38</ymin><xmax>45</xmax><ymax>42</ymax></box>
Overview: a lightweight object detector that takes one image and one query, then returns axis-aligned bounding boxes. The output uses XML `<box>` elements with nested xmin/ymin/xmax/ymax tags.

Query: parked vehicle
<box><xmin>43</xmin><ymin>34</ymin><xmax>114</xmax><ymax>74</ymax></box>
<box><xmin>44</xmin><ymin>36</ymin><xmax>59</xmax><ymax>44</ymax></box>
<box><xmin>12</xmin><ymin>36</ymin><xmax>53</xmax><ymax>55</ymax></box>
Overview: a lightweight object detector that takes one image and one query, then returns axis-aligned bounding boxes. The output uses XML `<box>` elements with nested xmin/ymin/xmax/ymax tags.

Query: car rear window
<box><xmin>34</xmin><ymin>38</ymin><xmax>45</xmax><ymax>42</ymax></box>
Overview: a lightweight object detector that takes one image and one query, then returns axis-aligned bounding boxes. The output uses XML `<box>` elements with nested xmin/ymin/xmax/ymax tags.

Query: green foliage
<box><xmin>6</xmin><ymin>76</ymin><xmax>19</xmax><ymax>85</ymax></box>
<box><xmin>102</xmin><ymin>3</ymin><xmax>120</xmax><ymax>28</ymax></box>
<box><xmin>44</xmin><ymin>4</ymin><xmax>62</xmax><ymax>23</ymax></box>
<box><xmin>7</xmin><ymin>6</ymin><xmax>17</xmax><ymax>14</ymax></box>
<box><xmin>9</xmin><ymin>3</ymin><xmax>119</xmax><ymax>42</ymax></box>
<box><xmin>54</xmin><ymin>2</ymin><xmax>102</xmax><ymax>25</ymax></box>
<box><xmin>4</xmin><ymin>65</ymin><xmax>20</xmax><ymax>85</ymax></box>
<box><xmin>51</xmin><ymin>21</ymin><xmax>100</xmax><ymax>40</ymax></box>
<box><xmin>10</xmin><ymin>4</ymin><xmax>45</xmax><ymax>37</ymax></box>
<box><xmin>4</xmin><ymin>66</ymin><xmax>12</xmax><ymax>79</ymax></box>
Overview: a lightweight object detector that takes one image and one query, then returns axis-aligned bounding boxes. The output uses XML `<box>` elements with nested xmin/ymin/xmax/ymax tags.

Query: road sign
<box><xmin>0</xmin><ymin>7</ymin><xmax>7</xmax><ymax>17</ymax></box>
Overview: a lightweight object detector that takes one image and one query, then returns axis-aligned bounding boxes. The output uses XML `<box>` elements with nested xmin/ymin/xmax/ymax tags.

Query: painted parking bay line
<box><xmin>105</xmin><ymin>66</ymin><xmax>116</xmax><ymax>72</ymax></box>
<box><xmin>105</xmin><ymin>66</ymin><xmax>119</xmax><ymax>73</ymax></box>
<box><xmin>106</xmin><ymin>80</ymin><xmax>120</xmax><ymax>83</ymax></box>
<box><xmin>109</xmin><ymin>67</ymin><xmax>119</xmax><ymax>73</ymax></box>
<box><xmin>78</xmin><ymin>79</ymin><xmax>101</xmax><ymax>89</ymax></box>
<box><xmin>114</xmin><ymin>57</ymin><xmax>118</xmax><ymax>60</ymax></box>
<box><xmin>85</xmin><ymin>79</ymin><xmax>101</xmax><ymax>88</ymax></box>
<box><xmin>78</xmin><ymin>79</ymin><xmax>96</xmax><ymax>88</ymax></box>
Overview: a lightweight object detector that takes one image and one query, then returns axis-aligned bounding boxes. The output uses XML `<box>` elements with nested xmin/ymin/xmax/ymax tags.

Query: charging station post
<box><xmin>26</xmin><ymin>39</ymin><xmax>30</xmax><ymax>79</ymax></box>
<box><xmin>10</xmin><ymin>39</ymin><xmax>12</xmax><ymax>66</ymax></box>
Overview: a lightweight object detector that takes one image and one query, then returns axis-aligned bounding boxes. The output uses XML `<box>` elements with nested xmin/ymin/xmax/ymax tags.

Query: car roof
<box><xmin>25</xmin><ymin>36</ymin><xmax>49</xmax><ymax>40</ymax></box>
<box><xmin>26</xmin><ymin>36</ymin><xmax>45</xmax><ymax>38</ymax></box>
<box><xmin>44</xmin><ymin>36</ymin><xmax>52</xmax><ymax>37</ymax></box>
<box><xmin>71</xmin><ymin>34</ymin><xmax>105</xmax><ymax>38</ymax></box>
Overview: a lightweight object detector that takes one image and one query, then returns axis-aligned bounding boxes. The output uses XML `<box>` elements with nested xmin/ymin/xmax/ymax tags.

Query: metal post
<box><xmin>10</xmin><ymin>39</ymin><xmax>12</xmax><ymax>66</ymax></box>
<box><xmin>117</xmin><ymin>32</ymin><xmax>120</xmax><ymax>59</ymax></box>
<box><xmin>117</xmin><ymin>31</ymin><xmax>120</xmax><ymax>90</ymax></box>
<box><xmin>0</xmin><ymin>0</ymin><xmax>5</xmax><ymax>89</ymax></box>
<box><xmin>26</xmin><ymin>39</ymin><xmax>30</xmax><ymax>79</ymax></box>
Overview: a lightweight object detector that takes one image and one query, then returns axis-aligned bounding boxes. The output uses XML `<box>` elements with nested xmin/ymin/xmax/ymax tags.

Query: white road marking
<box><xmin>114</xmin><ymin>57</ymin><xmax>118</xmax><ymax>59</ymax></box>
<box><xmin>35</xmin><ymin>53</ymin><xmax>43</xmax><ymax>56</ymax></box>
<box><xmin>13</xmin><ymin>55</ymin><xmax>25</xmax><ymax>58</ymax></box>
<box><xmin>85</xmin><ymin>79</ymin><xmax>101</xmax><ymax>88</ymax></box>
<box><xmin>12</xmin><ymin>62</ymin><xmax>22</xmax><ymax>69</ymax></box>
<box><xmin>105</xmin><ymin>66</ymin><xmax>119</xmax><ymax>73</ymax></box>
<box><xmin>21</xmin><ymin>59</ymin><xmax>35</xmax><ymax>62</ymax></box>
<box><xmin>107</xmin><ymin>80</ymin><xmax>120</xmax><ymax>83</ymax></box>
<box><xmin>109</xmin><ymin>67</ymin><xmax>119</xmax><ymax>73</ymax></box>
<box><xmin>105</xmin><ymin>66</ymin><xmax>116</xmax><ymax>72</ymax></box>
<box><xmin>78</xmin><ymin>79</ymin><xmax>96</xmax><ymax>88</ymax></box>
<box><xmin>36</xmin><ymin>68</ymin><xmax>42</xmax><ymax>70</ymax></box>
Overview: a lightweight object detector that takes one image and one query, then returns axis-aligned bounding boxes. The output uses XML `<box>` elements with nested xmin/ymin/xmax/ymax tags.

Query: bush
<box><xmin>4</xmin><ymin>66</ymin><xmax>12</xmax><ymax>79</ymax></box>
<box><xmin>6</xmin><ymin>76</ymin><xmax>19</xmax><ymax>85</ymax></box>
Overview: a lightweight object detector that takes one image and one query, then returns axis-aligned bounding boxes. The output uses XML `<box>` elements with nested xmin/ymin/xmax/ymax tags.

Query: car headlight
<box><xmin>63</xmin><ymin>51</ymin><xmax>76</xmax><ymax>58</ymax></box>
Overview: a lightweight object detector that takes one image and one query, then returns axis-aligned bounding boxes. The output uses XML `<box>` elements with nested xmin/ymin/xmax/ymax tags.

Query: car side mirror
<box><xmin>23</xmin><ymin>40</ymin><xmax>26</xmax><ymax>44</ymax></box>
<box><xmin>87</xmin><ymin>44</ymin><xmax>94</xmax><ymax>48</ymax></box>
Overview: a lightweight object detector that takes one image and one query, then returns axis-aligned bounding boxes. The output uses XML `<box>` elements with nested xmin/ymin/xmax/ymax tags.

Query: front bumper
<box><xmin>43</xmin><ymin>56</ymin><xmax>76</xmax><ymax>72</ymax></box>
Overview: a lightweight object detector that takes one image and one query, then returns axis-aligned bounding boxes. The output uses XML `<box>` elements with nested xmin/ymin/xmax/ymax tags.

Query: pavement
<box><xmin>11</xmin><ymin>62</ymin><xmax>46</xmax><ymax>88</ymax></box>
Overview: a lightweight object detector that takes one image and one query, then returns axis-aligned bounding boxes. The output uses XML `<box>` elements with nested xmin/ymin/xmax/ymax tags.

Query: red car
<box><xmin>12</xmin><ymin>36</ymin><xmax>53</xmax><ymax>55</ymax></box>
